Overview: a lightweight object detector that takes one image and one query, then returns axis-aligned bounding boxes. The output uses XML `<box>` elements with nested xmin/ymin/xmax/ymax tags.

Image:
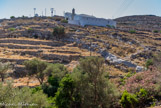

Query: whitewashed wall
<box><xmin>64</xmin><ymin>13</ymin><xmax>116</xmax><ymax>27</ymax></box>
<box><xmin>68</xmin><ymin>20</ymin><xmax>80</xmax><ymax>25</ymax></box>
<box><xmin>79</xmin><ymin>17</ymin><xmax>116</xmax><ymax>27</ymax></box>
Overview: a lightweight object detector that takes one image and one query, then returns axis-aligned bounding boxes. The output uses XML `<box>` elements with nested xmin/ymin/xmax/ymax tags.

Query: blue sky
<box><xmin>0</xmin><ymin>0</ymin><xmax>161</xmax><ymax>19</ymax></box>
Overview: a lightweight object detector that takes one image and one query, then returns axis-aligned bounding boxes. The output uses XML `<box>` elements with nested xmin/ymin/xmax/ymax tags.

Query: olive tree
<box><xmin>0</xmin><ymin>62</ymin><xmax>12</xmax><ymax>82</ymax></box>
<box><xmin>71</xmin><ymin>57</ymin><xmax>120</xmax><ymax>108</ymax></box>
<box><xmin>42</xmin><ymin>63</ymin><xmax>68</xmax><ymax>97</ymax></box>
<box><xmin>24</xmin><ymin>59</ymin><xmax>49</xmax><ymax>85</ymax></box>
<box><xmin>54</xmin><ymin>74</ymin><xmax>80</xmax><ymax>108</ymax></box>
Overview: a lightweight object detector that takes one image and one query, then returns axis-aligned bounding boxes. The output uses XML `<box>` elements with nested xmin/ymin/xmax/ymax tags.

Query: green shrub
<box><xmin>10</xmin><ymin>16</ymin><xmax>15</xmax><ymax>19</ymax></box>
<box><xmin>121</xmin><ymin>89</ymin><xmax>152</xmax><ymax>108</ymax></box>
<box><xmin>106</xmin><ymin>25</ymin><xmax>115</xmax><ymax>28</ymax></box>
<box><xmin>0</xmin><ymin>83</ymin><xmax>49</xmax><ymax>108</ymax></box>
<box><xmin>32</xmin><ymin>86</ymin><xmax>42</xmax><ymax>94</ymax></box>
<box><xmin>137</xmin><ymin>88</ymin><xmax>148</xmax><ymax>98</ymax></box>
<box><xmin>136</xmin><ymin>88</ymin><xmax>156</xmax><ymax>107</ymax></box>
<box><xmin>61</xmin><ymin>19</ymin><xmax>68</xmax><ymax>23</ymax></box>
<box><xmin>136</xmin><ymin>89</ymin><xmax>148</xmax><ymax>103</ymax></box>
<box><xmin>27</xmin><ymin>28</ymin><xmax>34</xmax><ymax>33</ymax></box>
<box><xmin>145</xmin><ymin>59</ymin><xmax>153</xmax><ymax>69</ymax></box>
<box><xmin>120</xmin><ymin>91</ymin><xmax>138</xmax><ymax>108</ymax></box>
<box><xmin>8</xmin><ymin>28</ymin><xmax>16</xmax><ymax>31</ymax></box>
<box><xmin>53</xmin><ymin>27</ymin><xmax>65</xmax><ymax>39</ymax></box>
<box><xmin>106</xmin><ymin>25</ymin><xmax>111</xmax><ymax>28</ymax></box>
<box><xmin>120</xmin><ymin>72</ymin><xmax>136</xmax><ymax>85</ymax></box>
<box><xmin>28</xmin><ymin>28</ymin><xmax>33</xmax><ymax>31</ymax></box>
<box><xmin>150</xmin><ymin>97</ymin><xmax>157</xmax><ymax>107</ymax></box>
<box><xmin>129</xmin><ymin>30</ymin><xmax>136</xmax><ymax>34</ymax></box>
<box><xmin>153</xmin><ymin>30</ymin><xmax>158</xmax><ymax>33</ymax></box>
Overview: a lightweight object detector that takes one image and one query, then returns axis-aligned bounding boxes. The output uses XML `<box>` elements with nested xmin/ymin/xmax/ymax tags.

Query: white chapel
<box><xmin>64</xmin><ymin>8</ymin><xmax>116</xmax><ymax>27</ymax></box>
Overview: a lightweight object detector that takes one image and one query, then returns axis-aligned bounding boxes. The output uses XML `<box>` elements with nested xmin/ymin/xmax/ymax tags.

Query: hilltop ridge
<box><xmin>115</xmin><ymin>15</ymin><xmax>161</xmax><ymax>31</ymax></box>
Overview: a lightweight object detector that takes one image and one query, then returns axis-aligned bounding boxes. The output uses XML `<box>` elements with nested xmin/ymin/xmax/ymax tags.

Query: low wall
<box><xmin>68</xmin><ymin>20</ymin><xmax>80</xmax><ymax>25</ymax></box>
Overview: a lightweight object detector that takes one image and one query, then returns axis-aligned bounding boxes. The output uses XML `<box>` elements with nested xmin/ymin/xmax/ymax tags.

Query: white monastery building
<box><xmin>64</xmin><ymin>8</ymin><xmax>116</xmax><ymax>27</ymax></box>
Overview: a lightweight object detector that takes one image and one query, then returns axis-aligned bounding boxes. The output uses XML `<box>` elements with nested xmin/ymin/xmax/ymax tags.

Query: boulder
<box><xmin>136</xmin><ymin>66</ymin><xmax>144</xmax><ymax>72</ymax></box>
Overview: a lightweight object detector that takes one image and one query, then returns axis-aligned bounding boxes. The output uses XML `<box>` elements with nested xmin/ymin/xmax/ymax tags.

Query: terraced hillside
<box><xmin>0</xmin><ymin>36</ymin><xmax>97</xmax><ymax>86</ymax></box>
<box><xmin>115</xmin><ymin>15</ymin><xmax>161</xmax><ymax>31</ymax></box>
<box><xmin>0</xmin><ymin>16</ymin><xmax>161</xmax><ymax>86</ymax></box>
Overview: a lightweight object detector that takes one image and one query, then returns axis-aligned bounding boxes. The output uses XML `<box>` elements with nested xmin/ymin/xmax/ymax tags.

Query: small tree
<box><xmin>54</xmin><ymin>74</ymin><xmax>79</xmax><ymax>108</ymax></box>
<box><xmin>24</xmin><ymin>59</ymin><xmax>49</xmax><ymax>85</ymax></box>
<box><xmin>72</xmin><ymin>57</ymin><xmax>120</xmax><ymax>108</ymax></box>
<box><xmin>0</xmin><ymin>62</ymin><xmax>12</xmax><ymax>82</ymax></box>
<box><xmin>42</xmin><ymin>63</ymin><xmax>68</xmax><ymax>97</ymax></box>
<box><xmin>10</xmin><ymin>16</ymin><xmax>15</xmax><ymax>19</ymax></box>
<box><xmin>53</xmin><ymin>26</ymin><xmax>65</xmax><ymax>39</ymax></box>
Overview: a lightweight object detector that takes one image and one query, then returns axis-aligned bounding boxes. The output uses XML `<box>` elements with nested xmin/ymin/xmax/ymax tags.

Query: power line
<box><xmin>118</xmin><ymin>0</ymin><xmax>134</xmax><ymax>17</ymax></box>
<box><xmin>114</xmin><ymin>0</ymin><xmax>127</xmax><ymax>15</ymax></box>
<box><xmin>113</xmin><ymin>0</ymin><xmax>134</xmax><ymax>18</ymax></box>
<box><xmin>115</xmin><ymin>0</ymin><xmax>133</xmax><ymax>17</ymax></box>
<box><xmin>113</xmin><ymin>0</ymin><xmax>128</xmax><ymax>17</ymax></box>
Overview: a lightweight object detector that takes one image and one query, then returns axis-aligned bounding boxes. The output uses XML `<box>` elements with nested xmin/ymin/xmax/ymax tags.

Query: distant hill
<box><xmin>115</xmin><ymin>15</ymin><xmax>161</xmax><ymax>31</ymax></box>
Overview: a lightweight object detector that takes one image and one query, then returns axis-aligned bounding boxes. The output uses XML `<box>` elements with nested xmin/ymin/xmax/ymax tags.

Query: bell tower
<box><xmin>72</xmin><ymin>8</ymin><xmax>75</xmax><ymax>15</ymax></box>
<box><xmin>72</xmin><ymin>8</ymin><xmax>75</xmax><ymax>20</ymax></box>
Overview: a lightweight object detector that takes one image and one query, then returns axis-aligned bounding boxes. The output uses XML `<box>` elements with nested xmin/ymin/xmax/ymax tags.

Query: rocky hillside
<box><xmin>0</xmin><ymin>16</ymin><xmax>160</xmax><ymax>86</ymax></box>
<box><xmin>115</xmin><ymin>15</ymin><xmax>161</xmax><ymax>31</ymax></box>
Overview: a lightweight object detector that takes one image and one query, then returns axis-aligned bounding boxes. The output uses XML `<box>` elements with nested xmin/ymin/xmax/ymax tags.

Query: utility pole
<box><xmin>54</xmin><ymin>10</ymin><xmax>56</xmax><ymax>16</ymax></box>
<box><xmin>33</xmin><ymin>8</ymin><xmax>36</xmax><ymax>17</ymax></box>
<box><xmin>45</xmin><ymin>8</ymin><xmax>46</xmax><ymax>16</ymax></box>
<box><xmin>51</xmin><ymin>8</ymin><xmax>54</xmax><ymax>17</ymax></box>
